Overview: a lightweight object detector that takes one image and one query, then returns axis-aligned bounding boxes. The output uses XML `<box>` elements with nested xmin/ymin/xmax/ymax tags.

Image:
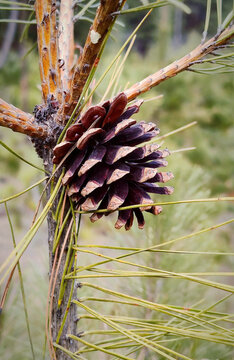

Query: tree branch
<box><xmin>0</xmin><ymin>98</ymin><xmax>48</xmax><ymax>138</ymax></box>
<box><xmin>35</xmin><ymin>0</ymin><xmax>61</xmax><ymax>103</ymax></box>
<box><xmin>58</xmin><ymin>0</ymin><xmax>74</xmax><ymax>104</ymax></box>
<box><xmin>66</xmin><ymin>0</ymin><xmax>126</xmax><ymax>116</ymax></box>
<box><xmin>124</xmin><ymin>25</ymin><xmax>234</xmax><ymax>102</ymax></box>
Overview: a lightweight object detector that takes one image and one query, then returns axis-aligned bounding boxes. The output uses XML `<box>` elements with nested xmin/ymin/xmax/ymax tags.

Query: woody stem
<box><xmin>124</xmin><ymin>25</ymin><xmax>234</xmax><ymax>102</ymax></box>
<box><xmin>0</xmin><ymin>98</ymin><xmax>48</xmax><ymax>138</ymax></box>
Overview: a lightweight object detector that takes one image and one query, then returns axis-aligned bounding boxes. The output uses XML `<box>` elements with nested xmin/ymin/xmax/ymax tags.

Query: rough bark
<box><xmin>0</xmin><ymin>98</ymin><xmax>49</xmax><ymax>138</ymax></box>
<box><xmin>35</xmin><ymin>0</ymin><xmax>61</xmax><ymax>103</ymax></box>
<box><xmin>44</xmin><ymin>149</ymin><xmax>78</xmax><ymax>360</ymax></box>
<box><xmin>124</xmin><ymin>25</ymin><xmax>234</xmax><ymax>102</ymax></box>
<box><xmin>65</xmin><ymin>0</ymin><xmax>127</xmax><ymax>117</ymax></box>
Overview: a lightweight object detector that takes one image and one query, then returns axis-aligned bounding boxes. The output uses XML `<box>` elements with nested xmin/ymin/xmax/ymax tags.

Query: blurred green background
<box><xmin>0</xmin><ymin>1</ymin><xmax>233</xmax><ymax>359</ymax></box>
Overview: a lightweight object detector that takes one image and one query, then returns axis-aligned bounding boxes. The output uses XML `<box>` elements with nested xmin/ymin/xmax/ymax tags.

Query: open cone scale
<box><xmin>53</xmin><ymin>93</ymin><xmax>174</xmax><ymax>230</ymax></box>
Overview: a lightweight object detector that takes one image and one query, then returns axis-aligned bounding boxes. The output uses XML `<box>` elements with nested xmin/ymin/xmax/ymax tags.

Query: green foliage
<box><xmin>94</xmin><ymin>28</ymin><xmax>234</xmax><ymax>195</ymax></box>
<box><xmin>0</xmin><ymin>1</ymin><xmax>234</xmax><ymax>359</ymax></box>
<box><xmin>74</xmin><ymin>156</ymin><xmax>233</xmax><ymax>360</ymax></box>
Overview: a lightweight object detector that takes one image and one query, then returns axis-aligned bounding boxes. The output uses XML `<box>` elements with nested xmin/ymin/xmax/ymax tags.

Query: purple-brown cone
<box><xmin>53</xmin><ymin>93</ymin><xmax>174</xmax><ymax>230</ymax></box>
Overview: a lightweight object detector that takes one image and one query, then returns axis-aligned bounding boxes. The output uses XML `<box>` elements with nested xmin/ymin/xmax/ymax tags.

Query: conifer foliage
<box><xmin>0</xmin><ymin>1</ymin><xmax>233</xmax><ymax>359</ymax></box>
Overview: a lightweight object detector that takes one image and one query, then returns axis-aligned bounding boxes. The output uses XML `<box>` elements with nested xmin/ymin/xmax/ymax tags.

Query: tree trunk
<box><xmin>44</xmin><ymin>149</ymin><xmax>78</xmax><ymax>359</ymax></box>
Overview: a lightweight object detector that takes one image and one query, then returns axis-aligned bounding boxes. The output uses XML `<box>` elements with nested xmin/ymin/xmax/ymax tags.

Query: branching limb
<box><xmin>0</xmin><ymin>98</ymin><xmax>48</xmax><ymax>138</ymax></box>
<box><xmin>58</xmin><ymin>0</ymin><xmax>74</xmax><ymax>98</ymax></box>
<box><xmin>66</xmin><ymin>0</ymin><xmax>126</xmax><ymax>116</ymax></box>
<box><xmin>124</xmin><ymin>25</ymin><xmax>234</xmax><ymax>102</ymax></box>
<box><xmin>35</xmin><ymin>0</ymin><xmax>61</xmax><ymax>104</ymax></box>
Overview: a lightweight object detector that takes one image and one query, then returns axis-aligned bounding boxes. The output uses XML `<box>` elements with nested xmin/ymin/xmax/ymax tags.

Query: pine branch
<box><xmin>66</xmin><ymin>0</ymin><xmax>126</xmax><ymax>116</ymax></box>
<box><xmin>35</xmin><ymin>0</ymin><xmax>61</xmax><ymax>104</ymax></box>
<box><xmin>124</xmin><ymin>25</ymin><xmax>234</xmax><ymax>102</ymax></box>
<box><xmin>58</xmin><ymin>0</ymin><xmax>74</xmax><ymax>97</ymax></box>
<box><xmin>0</xmin><ymin>98</ymin><xmax>48</xmax><ymax>138</ymax></box>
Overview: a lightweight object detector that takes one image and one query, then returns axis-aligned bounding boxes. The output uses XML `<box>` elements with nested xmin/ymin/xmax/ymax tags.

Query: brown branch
<box><xmin>0</xmin><ymin>98</ymin><xmax>48</xmax><ymax>138</ymax></box>
<box><xmin>58</xmin><ymin>0</ymin><xmax>74</xmax><ymax>98</ymax></box>
<box><xmin>124</xmin><ymin>25</ymin><xmax>234</xmax><ymax>102</ymax></box>
<box><xmin>35</xmin><ymin>0</ymin><xmax>61</xmax><ymax>104</ymax></box>
<box><xmin>66</xmin><ymin>0</ymin><xmax>127</xmax><ymax>116</ymax></box>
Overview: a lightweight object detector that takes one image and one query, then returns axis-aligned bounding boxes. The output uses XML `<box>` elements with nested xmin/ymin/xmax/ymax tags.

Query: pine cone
<box><xmin>53</xmin><ymin>93</ymin><xmax>174</xmax><ymax>230</ymax></box>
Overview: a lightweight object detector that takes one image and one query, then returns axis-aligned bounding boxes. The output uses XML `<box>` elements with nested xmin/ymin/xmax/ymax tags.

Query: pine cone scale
<box><xmin>78</xmin><ymin>145</ymin><xmax>106</xmax><ymax>176</ymax></box>
<box><xmin>53</xmin><ymin>92</ymin><xmax>174</xmax><ymax>229</ymax></box>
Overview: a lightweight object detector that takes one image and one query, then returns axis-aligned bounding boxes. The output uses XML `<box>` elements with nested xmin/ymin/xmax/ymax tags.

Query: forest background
<box><xmin>0</xmin><ymin>0</ymin><xmax>233</xmax><ymax>359</ymax></box>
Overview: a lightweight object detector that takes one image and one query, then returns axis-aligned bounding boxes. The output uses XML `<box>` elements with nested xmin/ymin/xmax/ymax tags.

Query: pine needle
<box><xmin>202</xmin><ymin>0</ymin><xmax>212</xmax><ymax>43</ymax></box>
<box><xmin>0</xmin><ymin>140</ymin><xmax>46</xmax><ymax>173</ymax></box>
<box><xmin>0</xmin><ymin>177</ymin><xmax>47</xmax><ymax>204</ymax></box>
<box><xmin>4</xmin><ymin>203</ymin><xmax>35</xmax><ymax>359</ymax></box>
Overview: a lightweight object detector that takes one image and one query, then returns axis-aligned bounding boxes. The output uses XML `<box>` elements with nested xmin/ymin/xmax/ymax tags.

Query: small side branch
<box><xmin>124</xmin><ymin>25</ymin><xmax>234</xmax><ymax>102</ymax></box>
<box><xmin>35</xmin><ymin>0</ymin><xmax>61</xmax><ymax>103</ymax></box>
<box><xmin>66</xmin><ymin>0</ymin><xmax>126</xmax><ymax>115</ymax></box>
<box><xmin>0</xmin><ymin>98</ymin><xmax>48</xmax><ymax>138</ymax></box>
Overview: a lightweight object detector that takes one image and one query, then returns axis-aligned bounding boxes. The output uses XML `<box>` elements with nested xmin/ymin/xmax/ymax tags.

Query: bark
<box><xmin>59</xmin><ymin>0</ymin><xmax>74</xmax><ymax>96</ymax></box>
<box><xmin>44</xmin><ymin>149</ymin><xmax>78</xmax><ymax>360</ymax></box>
<box><xmin>124</xmin><ymin>25</ymin><xmax>234</xmax><ymax>102</ymax></box>
<box><xmin>0</xmin><ymin>98</ymin><xmax>49</xmax><ymax>138</ymax></box>
<box><xmin>35</xmin><ymin>0</ymin><xmax>61</xmax><ymax>103</ymax></box>
<box><xmin>65</xmin><ymin>0</ymin><xmax>127</xmax><ymax>116</ymax></box>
